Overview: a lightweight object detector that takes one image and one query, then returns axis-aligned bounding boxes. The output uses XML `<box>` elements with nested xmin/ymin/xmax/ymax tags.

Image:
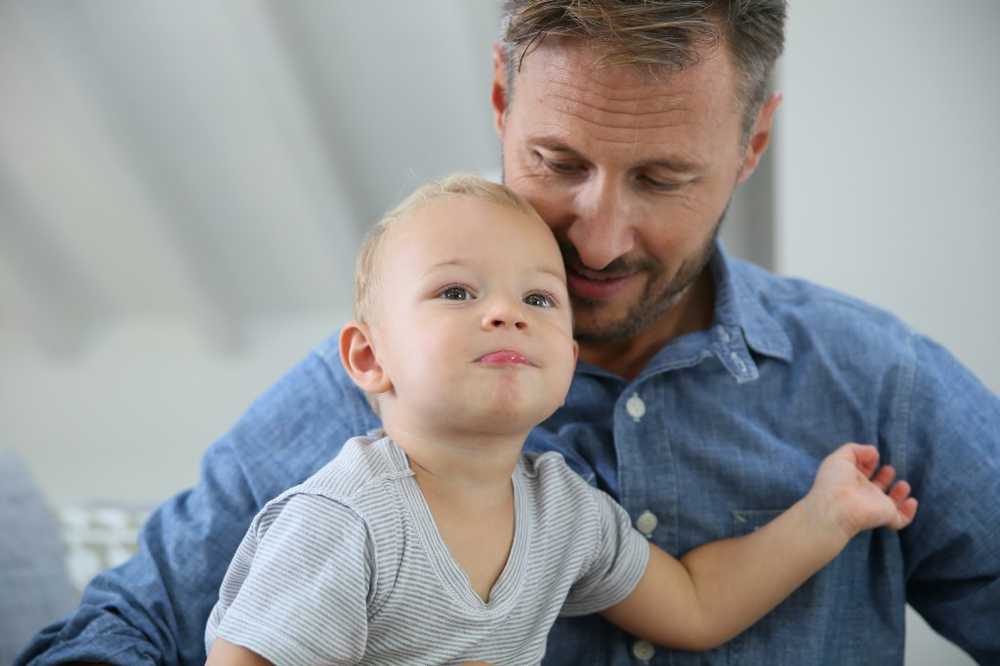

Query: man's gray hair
<box><xmin>500</xmin><ymin>0</ymin><xmax>787</xmax><ymax>139</ymax></box>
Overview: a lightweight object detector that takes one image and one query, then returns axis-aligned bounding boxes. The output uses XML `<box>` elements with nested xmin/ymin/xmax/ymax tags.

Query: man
<box><xmin>19</xmin><ymin>1</ymin><xmax>1000</xmax><ymax>664</ymax></box>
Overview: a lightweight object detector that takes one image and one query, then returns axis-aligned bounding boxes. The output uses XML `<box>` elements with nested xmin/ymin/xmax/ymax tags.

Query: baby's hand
<box><xmin>807</xmin><ymin>443</ymin><xmax>918</xmax><ymax>539</ymax></box>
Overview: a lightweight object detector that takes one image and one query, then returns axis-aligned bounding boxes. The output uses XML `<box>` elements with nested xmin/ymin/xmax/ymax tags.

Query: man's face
<box><xmin>496</xmin><ymin>38</ymin><xmax>752</xmax><ymax>342</ymax></box>
<box><xmin>371</xmin><ymin>197</ymin><xmax>577</xmax><ymax>438</ymax></box>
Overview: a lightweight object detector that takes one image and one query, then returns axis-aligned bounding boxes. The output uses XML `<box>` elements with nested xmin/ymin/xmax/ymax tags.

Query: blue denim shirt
<box><xmin>18</xmin><ymin>246</ymin><xmax>1000</xmax><ymax>665</ymax></box>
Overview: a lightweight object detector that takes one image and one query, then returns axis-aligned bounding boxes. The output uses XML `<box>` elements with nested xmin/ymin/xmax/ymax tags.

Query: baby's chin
<box><xmin>450</xmin><ymin>392</ymin><xmax>563</xmax><ymax>437</ymax></box>
<box><xmin>381</xmin><ymin>384</ymin><xmax>564</xmax><ymax>438</ymax></box>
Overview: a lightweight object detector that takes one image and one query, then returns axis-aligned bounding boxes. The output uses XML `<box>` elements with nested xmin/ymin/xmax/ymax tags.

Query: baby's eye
<box><xmin>524</xmin><ymin>292</ymin><xmax>555</xmax><ymax>308</ymax></box>
<box><xmin>439</xmin><ymin>286</ymin><xmax>473</xmax><ymax>301</ymax></box>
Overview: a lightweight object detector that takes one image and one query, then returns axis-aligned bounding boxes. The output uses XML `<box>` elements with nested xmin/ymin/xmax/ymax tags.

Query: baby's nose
<box><xmin>482</xmin><ymin>302</ymin><xmax>527</xmax><ymax>330</ymax></box>
<box><xmin>488</xmin><ymin>317</ymin><xmax>527</xmax><ymax>330</ymax></box>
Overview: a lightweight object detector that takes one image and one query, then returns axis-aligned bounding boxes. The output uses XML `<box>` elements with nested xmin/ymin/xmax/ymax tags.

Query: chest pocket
<box><xmin>721</xmin><ymin>509</ymin><xmax>868</xmax><ymax>666</ymax></box>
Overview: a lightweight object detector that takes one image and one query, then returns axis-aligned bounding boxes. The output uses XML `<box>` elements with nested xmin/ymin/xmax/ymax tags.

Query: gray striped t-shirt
<box><xmin>205</xmin><ymin>435</ymin><xmax>650</xmax><ymax>665</ymax></box>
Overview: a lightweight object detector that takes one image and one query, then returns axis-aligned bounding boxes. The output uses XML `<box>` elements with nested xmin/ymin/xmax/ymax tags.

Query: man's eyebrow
<box><xmin>533</xmin><ymin>137</ymin><xmax>703</xmax><ymax>173</ymax></box>
<box><xmin>641</xmin><ymin>157</ymin><xmax>703</xmax><ymax>174</ymax></box>
<box><xmin>534</xmin><ymin>139</ymin><xmax>584</xmax><ymax>156</ymax></box>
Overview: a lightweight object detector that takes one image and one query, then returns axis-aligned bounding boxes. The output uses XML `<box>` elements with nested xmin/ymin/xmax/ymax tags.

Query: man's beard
<box><xmin>569</xmin><ymin>207</ymin><xmax>725</xmax><ymax>344</ymax></box>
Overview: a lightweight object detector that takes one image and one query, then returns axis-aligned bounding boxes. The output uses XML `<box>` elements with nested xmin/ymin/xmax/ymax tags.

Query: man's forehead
<box><xmin>510</xmin><ymin>38</ymin><xmax>741</xmax><ymax>154</ymax></box>
<box><xmin>514</xmin><ymin>37</ymin><xmax>736</xmax><ymax>116</ymax></box>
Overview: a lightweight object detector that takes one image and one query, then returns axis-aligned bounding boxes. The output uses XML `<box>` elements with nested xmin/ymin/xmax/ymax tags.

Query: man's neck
<box><xmin>579</xmin><ymin>269</ymin><xmax>716</xmax><ymax>380</ymax></box>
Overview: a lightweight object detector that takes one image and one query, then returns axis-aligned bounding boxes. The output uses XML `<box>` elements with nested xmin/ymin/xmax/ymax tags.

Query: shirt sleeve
<box><xmin>560</xmin><ymin>487</ymin><xmax>650</xmax><ymax>617</ymax></box>
<box><xmin>209</xmin><ymin>493</ymin><xmax>373</xmax><ymax>666</ymax></box>
<box><xmin>896</xmin><ymin>333</ymin><xmax>1000</xmax><ymax>663</ymax></box>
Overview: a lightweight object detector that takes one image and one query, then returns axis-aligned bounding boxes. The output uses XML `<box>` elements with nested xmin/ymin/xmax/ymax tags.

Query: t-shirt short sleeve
<box><xmin>560</xmin><ymin>487</ymin><xmax>650</xmax><ymax>617</ymax></box>
<box><xmin>207</xmin><ymin>492</ymin><xmax>373</xmax><ymax>665</ymax></box>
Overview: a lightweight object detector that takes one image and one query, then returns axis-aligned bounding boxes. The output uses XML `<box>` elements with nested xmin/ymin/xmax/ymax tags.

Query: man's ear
<box><xmin>339</xmin><ymin>321</ymin><xmax>392</xmax><ymax>394</ymax></box>
<box><xmin>737</xmin><ymin>91</ymin><xmax>782</xmax><ymax>184</ymax></box>
<box><xmin>491</xmin><ymin>42</ymin><xmax>509</xmax><ymax>136</ymax></box>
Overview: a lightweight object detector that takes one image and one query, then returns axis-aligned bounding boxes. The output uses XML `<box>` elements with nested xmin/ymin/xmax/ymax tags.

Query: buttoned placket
<box><xmin>611</xmin><ymin>326</ymin><xmax>760</xmax><ymax>664</ymax></box>
<box><xmin>620</xmin><ymin>391</ymin><xmax>659</xmax><ymax>541</ymax></box>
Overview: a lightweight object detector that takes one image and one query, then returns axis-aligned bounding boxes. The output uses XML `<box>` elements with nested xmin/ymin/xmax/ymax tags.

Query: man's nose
<box><xmin>481</xmin><ymin>298</ymin><xmax>527</xmax><ymax>331</ymax></box>
<box><xmin>566</xmin><ymin>176</ymin><xmax>636</xmax><ymax>270</ymax></box>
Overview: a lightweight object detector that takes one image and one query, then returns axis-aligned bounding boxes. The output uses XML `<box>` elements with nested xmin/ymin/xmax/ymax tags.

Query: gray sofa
<box><xmin>0</xmin><ymin>450</ymin><xmax>76</xmax><ymax>663</ymax></box>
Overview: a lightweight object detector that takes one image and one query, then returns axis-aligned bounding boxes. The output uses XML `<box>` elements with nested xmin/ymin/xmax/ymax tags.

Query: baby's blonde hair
<box><xmin>353</xmin><ymin>173</ymin><xmax>544</xmax><ymax>325</ymax></box>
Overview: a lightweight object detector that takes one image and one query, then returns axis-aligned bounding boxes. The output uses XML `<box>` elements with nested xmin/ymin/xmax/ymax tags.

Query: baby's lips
<box><xmin>476</xmin><ymin>350</ymin><xmax>533</xmax><ymax>366</ymax></box>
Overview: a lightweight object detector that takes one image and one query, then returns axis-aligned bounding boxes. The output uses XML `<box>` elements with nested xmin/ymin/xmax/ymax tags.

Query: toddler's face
<box><xmin>370</xmin><ymin>196</ymin><xmax>577</xmax><ymax>436</ymax></box>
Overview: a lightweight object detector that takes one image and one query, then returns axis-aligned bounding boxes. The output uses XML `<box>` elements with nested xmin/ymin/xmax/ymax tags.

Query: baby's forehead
<box><xmin>376</xmin><ymin>202</ymin><xmax>560</xmax><ymax>284</ymax></box>
<box><xmin>389</xmin><ymin>196</ymin><xmax>550</xmax><ymax>247</ymax></box>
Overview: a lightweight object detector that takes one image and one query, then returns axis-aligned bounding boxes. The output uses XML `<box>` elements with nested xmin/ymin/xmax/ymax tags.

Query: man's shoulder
<box><xmin>238</xmin><ymin>333</ymin><xmax>367</xmax><ymax>427</ymax></box>
<box><xmin>730</xmin><ymin>257</ymin><xmax>916</xmax><ymax>355</ymax></box>
<box><xmin>221</xmin><ymin>332</ymin><xmax>381</xmax><ymax>502</ymax></box>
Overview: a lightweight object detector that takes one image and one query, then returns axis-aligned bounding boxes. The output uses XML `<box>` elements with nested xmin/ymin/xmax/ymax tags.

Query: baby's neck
<box><xmin>383</xmin><ymin>422</ymin><xmax>524</xmax><ymax>603</ymax></box>
<box><xmin>383</xmin><ymin>423</ymin><xmax>526</xmax><ymax>503</ymax></box>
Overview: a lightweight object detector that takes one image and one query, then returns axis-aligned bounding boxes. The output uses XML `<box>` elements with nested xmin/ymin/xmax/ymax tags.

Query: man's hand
<box><xmin>807</xmin><ymin>443</ymin><xmax>918</xmax><ymax>540</ymax></box>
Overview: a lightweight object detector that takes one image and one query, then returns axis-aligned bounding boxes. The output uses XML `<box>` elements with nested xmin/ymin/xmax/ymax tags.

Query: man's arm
<box><xmin>15</xmin><ymin>347</ymin><xmax>377</xmax><ymax>665</ymax></box>
<box><xmin>601</xmin><ymin>443</ymin><xmax>917</xmax><ymax>651</ymax></box>
<box><xmin>897</xmin><ymin>335</ymin><xmax>1000</xmax><ymax>663</ymax></box>
<box><xmin>15</xmin><ymin>435</ymin><xmax>257</xmax><ymax>665</ymax></box>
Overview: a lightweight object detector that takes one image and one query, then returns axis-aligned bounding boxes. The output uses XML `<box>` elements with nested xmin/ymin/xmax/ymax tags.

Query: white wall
<box><xmin>1</xmin><ymin>315</ymin><xmax>345</xmax><ymax>506</ymax></box>
<box><xmin>775</xmin><ymin>3</ymin><xmax>999</xmax><ymax>665</ymax></box>
<box><xmin>776</xmin><ymin>1</ymin><xmax>1000</xmax><ymax>393</ymax></box>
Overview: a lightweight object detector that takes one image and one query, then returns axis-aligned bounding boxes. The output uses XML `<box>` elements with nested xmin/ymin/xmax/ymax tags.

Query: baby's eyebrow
<box><xmin>424</xmin><ymin>259</ymin><xmax>469</xmax><ymax>273</ymax></box>
<box><xmin>424</xmin><ymin>259</ymin><xmax>565</xmax><ymax>283</ymax></box>
<box><xmin>536</xmin><ymin>265</ymin><xmax>568</xmax><ymax>283</ymax></box>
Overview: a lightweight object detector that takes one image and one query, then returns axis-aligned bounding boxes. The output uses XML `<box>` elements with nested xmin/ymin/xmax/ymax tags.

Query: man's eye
<box><xmin>524</xmin><ymin>292</ymin><xmax>554</xmax><ymax>308</ymax></box>
<box><xmin>547</xmin><ymin>160</ymin><xmax>583</xmax><ymax>175</ymax></box>
<box><xmin>439</xmin><ymin>286</ymin><xmax>473</xmax><ymax>301</ymax></box>
<box><xmin>638</xmin><ymin>174</ymin><xmax>680</xmax><ymax>191</ymax></box>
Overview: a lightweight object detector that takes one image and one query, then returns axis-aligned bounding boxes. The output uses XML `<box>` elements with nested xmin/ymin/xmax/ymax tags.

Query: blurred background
<box><xmin>0</xmin><ymin>2</ymin><xmax>996</xmax><ymax>664</ymax></box>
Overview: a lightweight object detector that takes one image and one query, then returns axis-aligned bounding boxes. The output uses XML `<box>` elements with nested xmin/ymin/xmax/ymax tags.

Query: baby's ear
<box><xmin>339</xmin><ymin>321</ymin><xmax>392</xmax><ymax>394</ymax></box>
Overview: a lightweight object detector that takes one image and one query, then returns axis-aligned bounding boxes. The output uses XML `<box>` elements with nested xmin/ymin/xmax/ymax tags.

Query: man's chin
<box><xmin>571</xmin><ymin>307</ymin><xmax>644</xmax><ymax>343</ymax></box>
<box><xmin>571</xmin><ymin>286</ymin><xmax>685</xmax><ymax>343</ymax></box>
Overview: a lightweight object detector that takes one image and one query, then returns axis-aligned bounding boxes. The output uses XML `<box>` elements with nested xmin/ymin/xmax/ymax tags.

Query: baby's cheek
<box><xmin>557</xmin><ymin>348</ymin><xmax>578</xmax><ymax>388</ymax></box>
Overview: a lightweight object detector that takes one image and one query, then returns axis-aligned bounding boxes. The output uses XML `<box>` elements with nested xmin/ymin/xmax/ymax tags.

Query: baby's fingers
<box><xmin>887</xmin><ymin>480</ymin><xmax>918</xmax><ymax>529</ymax></box>
<box><xmin>889</xmin><ymin>479</ymin><xmax>911</xmax><ymax>504</ymax></box>
<box><xmin>871</xmin><ymin>464</ymin><xmax>896</xmax><ymax>492</ymax></box>
<box><xmin>846</xmin><ymin>443</ymin><xmax>880</xmax><ymax>476</ymax></box>
<box><xmin>893</xmin><ymin>497</ymin><xmax>919</xmax><ymax>529</ymax></box>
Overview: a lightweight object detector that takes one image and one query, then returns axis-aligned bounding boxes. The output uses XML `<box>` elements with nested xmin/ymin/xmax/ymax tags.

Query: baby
<box><xmin>204</xmin><ymin>174</ymin><xmax>917</xmax><ymax>665</ymax></box>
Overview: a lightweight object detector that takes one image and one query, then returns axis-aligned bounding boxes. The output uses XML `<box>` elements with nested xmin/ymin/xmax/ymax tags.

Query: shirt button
<box><xmin>716</xmin><ymin>326</ymin><xmax>731</xmax><ymax>342</ymax></box>
<box><xmin>625</xmin><ymin>393</ymin><xmax>646</xmax><ymax>422</ymax></box>
<box><xmin>729</xmin><ymin>351</ymin><xmax>747</xmax><ymax>374</ymax></box>
<box><xmin>632</xmin><ymin>639</ymin><xmax>655</xmax><ymax>661</ymax></box>
<box><xmin>635</xmin><ymin>510</ymin><xmax>658</xmax><ymax>536</ymax></box>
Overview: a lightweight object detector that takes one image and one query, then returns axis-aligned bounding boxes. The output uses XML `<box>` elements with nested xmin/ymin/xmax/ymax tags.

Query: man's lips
<box><xmin>476</xmin><ymin>350</ymin><xmax>533</xmax><ymax>366</ymax></box>
<box><xmin>566</xmin><ymin>266</ymin><xmax>636</xmax><ymax>300</ymax></box>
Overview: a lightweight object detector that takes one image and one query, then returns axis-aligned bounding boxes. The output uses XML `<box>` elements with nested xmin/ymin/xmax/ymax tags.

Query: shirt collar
<box><xmin>710</xmin><ymin>241</ymin><xmax>793</xmax><ymax>362</ymax></box>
